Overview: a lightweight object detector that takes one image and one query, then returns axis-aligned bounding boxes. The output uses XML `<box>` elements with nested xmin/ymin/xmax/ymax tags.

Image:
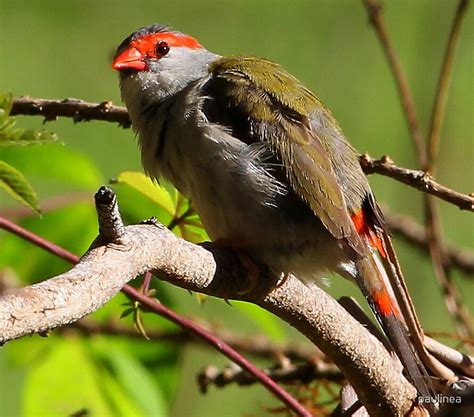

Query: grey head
<box><xmin>112</xmin><ymin>24</ymin><xmax>219</xmax><ymax>121</ymax></box>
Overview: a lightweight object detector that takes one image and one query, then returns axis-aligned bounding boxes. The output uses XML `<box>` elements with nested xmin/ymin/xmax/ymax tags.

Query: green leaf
<box><xmin>0</xmin><ymin>161</ymin><xmax>39</xmax><ymax>213</ymax></box>
<box><xmin>0</xmin><ymin>92</ymin><xmax>58</xmax><ymax>146</ymax></box>
<box><xmin>234</xmin><ymin>301</ymin><xmax>285</xmax><ymax>342</ymax></box>
<box><xmin>97</xmin><ymin>369</ymin><xmax>147</xmax><ymax>417</ymax></box>
<box><xmin>95</xmin><ymin>345</ymin><xmax>168</xmax><ymax>417</ymax></box>
<box><xmin>0</xmin><ymin>144</ymin><xmax>103</xmax><ymax>190</ymax></box>
<box><xmin>23</xmin><ymin>339</ymin><xmax>114</xmax><ymax>417</ymax></box>
<box><xmin>115</xmin><ymin>171</ymin><xmax>175</xmax><ymax>214</ymax></box>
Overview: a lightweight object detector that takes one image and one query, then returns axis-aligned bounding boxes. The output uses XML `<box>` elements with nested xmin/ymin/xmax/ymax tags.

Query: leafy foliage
<box><xmin>0</xmin><ymin>92</ymin><xmax>58</xmax><ymax>146</ymax></box>
<box><xmin>0</xmin><ymin>161</ymin><xmax>40</xmax><ymax>214</ymax></box>
<box><xmin>0</xmin><ymin>91</ymin><xmax>58</xmax><ymax>214</ymax></box>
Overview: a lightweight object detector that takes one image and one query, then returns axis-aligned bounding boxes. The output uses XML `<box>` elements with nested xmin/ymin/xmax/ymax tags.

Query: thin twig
<box><xmin>359</xmin><ymin>154</ymin><xmax>473</xmax><ymax>211</ymax></box>
<box><xmin>424</xmin><ymin>196</ymin><xmax>473</xmax><ymax>339</ymax></box>
<box><xmin>384</xmin><ymin>210</ymin><xmax>474</xmax><ymax>276</ymax></box>
<box><xmin>426</xmin><ymin>0</ymin><xmax>470</xmax><ymax>172</ymax></box>
<box><xmin>423</xmin><ymin>0</ymin><xmax>473</xmax><ymax>342</ymax></box>
<box><xmin>362</xmin><ymin>0</ymin><xmax>473</xmax><ymax>365</ymax></box>
<box><xmin>10</xmin><ymin>97</ymin><xmax>131</xmax><ymax>127</ymax></box>
<box><xmin>197</xmin><ymin>361</ymin><xmax>344</xmax><ymax>391</ymax></box>
<box><xmin>65</xmin><ymin>318</ymin><xmax>319</xmax><ymax>361</ymax></box>
<box><xmin>362</xmin><ymin>0</ymin><xmax>427</xmax><ymax>166</ymax></box>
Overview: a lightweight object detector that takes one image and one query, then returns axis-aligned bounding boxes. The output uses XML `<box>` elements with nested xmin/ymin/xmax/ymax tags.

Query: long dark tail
<box><xmin>356</xmin><ymin>253</ymin><xmax>433</xmax><ymax>400</ymax></box>
<box><xmin>351</xmin><ymin>197</ymin><xmax>436</xmax><ymax>404</ymax></box>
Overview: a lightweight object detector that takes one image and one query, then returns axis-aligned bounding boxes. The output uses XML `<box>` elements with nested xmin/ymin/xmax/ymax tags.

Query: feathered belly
<box><xmin>157</xmin><ymin>119</ymin><xmax>348</xmax><ymax>278</ymax></box>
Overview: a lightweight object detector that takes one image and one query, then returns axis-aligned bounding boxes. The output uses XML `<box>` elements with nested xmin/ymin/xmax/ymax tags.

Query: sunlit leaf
<box><xmin>115</xmin><ymin>171</ymin><xmax>175</xmax><ymax>215</ymax></box>
<box><xmin>23</xmin><ymin>339</ymin><xmax>114</xmax><ymax>417</ymax></box>
<box><xmin>234</xmin><ymin>301</ymin><xmax>285</xmax><ymax>342</ymax></box>
<box><xmin>0</xmin><ymin>92</ymin><xmax>58</xmax><ymax>146</ymax></box>
<box><xmin>96</xmin><ymin>346</ymin><xmax>168</xmax><ymax>417</ymax></box>
<box><xmin>1</xmin><ymin>145</ymin><xmax>103</xmax><ymax>190</ymax></box>
<box><xmin>0</xmin><ymin>161</ymin><xmax>39</xmax><ymax>213</ymax></box>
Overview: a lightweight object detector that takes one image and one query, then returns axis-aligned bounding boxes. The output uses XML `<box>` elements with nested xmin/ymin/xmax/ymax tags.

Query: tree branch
<box><xmin>0</xmin><ymin>190</ymin><xmax>418</xmax><ymax>417</ymax></box>
<box><xmin>422</xmin><ymin>0</ymin><xmax>473</xmax><ymax>343</ymax></box>
<box><xmin>385</xmin><ymin>210</ymin><xmax>474</xmax><ymax>276</ymax></box>
<box><xmin>10</xmin><ymin>97</ymin><xmax>131</xmax><ymax>127</ymax></box>
<box><xmin>362</xmin><ymin>0</ymin><xmax>427</xmax><ymax>166</ymax></box>
<box><xmin>197</xmin><ymin>361</ymin><xmax>344</xmax><ymax>391</ymax></box>
<box><xmin>359</xmin><ymin>154</ymin><xmax>473</xmax><ymax>211</ymax></box>
<box><xmin>427</xmin><ymin>0</ymin><xmax>470</xmax><ymax>171</ymax></box>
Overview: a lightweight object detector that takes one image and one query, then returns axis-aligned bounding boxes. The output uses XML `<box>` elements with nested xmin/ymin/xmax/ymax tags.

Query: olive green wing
<box><xmin>204</xmin><ymin>56</ymin><xmax>364</xmax><ymax>253</ymax></box>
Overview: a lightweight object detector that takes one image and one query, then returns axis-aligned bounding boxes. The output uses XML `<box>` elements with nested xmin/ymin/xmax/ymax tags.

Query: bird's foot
<box><xmin>211</xmin><ymin>238</ymin><xmax>261</xmax><ymax>295</ymax></box>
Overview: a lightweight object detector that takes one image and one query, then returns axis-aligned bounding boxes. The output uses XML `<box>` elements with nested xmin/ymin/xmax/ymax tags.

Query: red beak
<box><xmin>112</xmin><ymin>47</ymin><xmax>146</xmax><ymax>71</ymax></box>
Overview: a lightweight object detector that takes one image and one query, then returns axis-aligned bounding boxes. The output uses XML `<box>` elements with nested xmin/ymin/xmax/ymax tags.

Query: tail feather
<box><xmin>356</xmin><ymin>254</ymin><xmax>434</xmax><ymax>401</ymax></box>
<box><xmin>351</xmin><ymin>199</ymin><xmax>437</xmax><ymax>408</ymax></box>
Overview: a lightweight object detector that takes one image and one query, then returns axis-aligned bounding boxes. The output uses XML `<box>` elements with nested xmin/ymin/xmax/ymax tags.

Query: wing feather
<box><xmin>204</xmin><ymin>56</ymin><xmax>365</xmax><ymax>253</ymax></box>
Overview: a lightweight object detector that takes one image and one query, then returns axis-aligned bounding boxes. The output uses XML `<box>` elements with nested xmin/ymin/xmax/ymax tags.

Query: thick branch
<box><xmin>0</xmin><ymin>221</ymin><xmax>416</xmax><ymax>417</ymax></box>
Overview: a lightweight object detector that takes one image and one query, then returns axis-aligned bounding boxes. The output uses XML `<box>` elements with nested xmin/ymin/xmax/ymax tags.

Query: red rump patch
<box><xmin>373</xmin><ymin>289</ymin><xmax>396</xmax><ymax>316</ymax></box>
<box><xmin>351</xmin><ymin>209</ymin><xmax>387</xmax><ymax>257</ymax></box>
<box><xmin>130</xmin><ymin>32</ymin><xmax>203</xmax><ymax>58</ymax></box>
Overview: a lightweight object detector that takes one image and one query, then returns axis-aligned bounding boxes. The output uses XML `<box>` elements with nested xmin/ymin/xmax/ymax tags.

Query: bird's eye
<box><xmin>155</xmin><ymin>41</ymin><xmax>170</xmax><ymax>57</ymax></box>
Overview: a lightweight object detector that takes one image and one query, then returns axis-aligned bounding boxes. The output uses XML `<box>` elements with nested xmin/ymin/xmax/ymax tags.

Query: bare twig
<box><xmin>422</xmin><ymin>0</ymin><xmax>473</xmax><ymax>341</ymax></box>
<box><xmin>198</xmin><ymin>361</ymin><xmax>344</xmax><ymax>391</ymax></box>
<box><xmin>362</xmin><ymin>0</ymin><xmax>427</xmax><ymax>166</ymax></box>
<box><xmin>10</xmin><ymin>97</ymin><xmax>131</xmax><ymax>127</ymax></box>
<box><xmin>359</xmin><ymin>154</ymin><xmax>473</xmax><ymax>211</ymax></box>
<box><xmin>426</xmin><ymin>0</ymin><xmax>470</xmax><ymax>171</ymax></box>
<box><xmin>362</xmin><ymin>0</ymin><xmax>474</xmax><ymax>342</ymax></box>
<box><xmin>362</xmin><ymin>0</ymin><xmax>473</xmax><ymax>377</ymax></box>
<box><xmin>363</xmin><ymin>0</ymin><xmax>473</xmax><ymax>341</ymax></box>
<box><xmin>424</xmin><ymin>196</ymin><xmax>473</xmax><ymax>339</ymax></box>
<box><xmin>385</xmin><ymin>210</ymin><xmax>474</xmax><ymax>276</ymax></box>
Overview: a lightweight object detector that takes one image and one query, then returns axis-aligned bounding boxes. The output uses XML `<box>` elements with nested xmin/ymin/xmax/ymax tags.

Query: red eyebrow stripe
<box><xmin>131</xmin><ymin>32</ymin><xmax>203</xmax><ymax>54</ymax></box>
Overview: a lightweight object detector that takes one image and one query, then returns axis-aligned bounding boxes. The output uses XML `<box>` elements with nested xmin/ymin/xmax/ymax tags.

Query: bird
<box><xmin>112</xmin><ymin>23</ymin><xmax>435</xmax><ymax>405</ymax></box>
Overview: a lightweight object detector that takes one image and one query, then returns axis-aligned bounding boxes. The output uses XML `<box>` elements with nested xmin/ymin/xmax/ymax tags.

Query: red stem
<box><xmin>0</xmin><ymin>215</ymin><xmax>312</xmax><ymax>417</ymax></box>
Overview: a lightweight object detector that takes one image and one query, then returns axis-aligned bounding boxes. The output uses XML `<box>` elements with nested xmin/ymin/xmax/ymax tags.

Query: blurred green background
<box><xmin>0</xmin><ymin>0</ymin><xmax>472</xmax><ymax>416</ymax></box>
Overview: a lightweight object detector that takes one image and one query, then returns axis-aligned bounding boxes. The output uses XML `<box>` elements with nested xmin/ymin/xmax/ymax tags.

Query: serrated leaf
<box><xmin>0</xmin><ymin>161</ymin><xmax>39</xmax><ymax>213</ymax></box>
<box><xmin>0</xmin><ymin>92</ymin><xmax>58</xmax><ymax>146</ymax></box>
<box><xmin>115</xmin><ymin>171</ymin><xmax>175</xmax><ymax>214</ymax></box>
